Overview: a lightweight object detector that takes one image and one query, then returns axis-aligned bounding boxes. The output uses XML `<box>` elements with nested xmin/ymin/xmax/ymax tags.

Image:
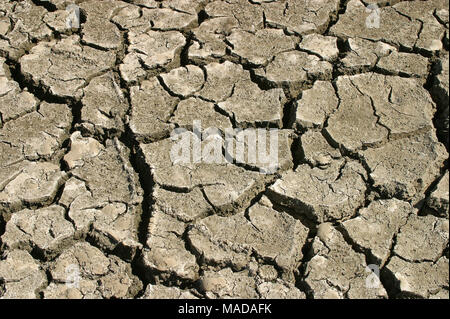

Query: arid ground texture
<box><xmin>0</xmin><ymin>0</ymin><xmax>449</xmax><ymax>299</ymax></box>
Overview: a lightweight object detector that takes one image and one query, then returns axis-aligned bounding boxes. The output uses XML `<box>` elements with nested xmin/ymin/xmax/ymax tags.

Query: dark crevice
<box><xmin>31</xmin><ymin>0</ymin><xmax>57</xmax><ymax>12</ymax></box>
<box><xmin>180</xmin><ymin>33</ymin><xmax>194</xmax><ymax>67</ymax></box>
<box><xmin>290</xmin><ymin>132</ymin><xmax>304</xmax><ymax>171</ymax></box>
<box><xmin>69</xmin><ymin>101</ymin><xmax>83</xmax><ymax>134</ymax></box>
<box><xmin>29</xmin><ymin>245</ymin><xmax>47</xmax><ymax>262</ymax></box>
<box><xmin>294</xmin><ymin>227</ymin><xmax>317</xmax><ymax>299</ymax></box>
<box><xmin>282</xmin><ymin>100</ymin><xmax>296</xmax><ymax>129</ymax></box>
<box><xmin>197</xmin><ymin>9</ymin><xmax>208</xmax><ymax>26</ymax></box>
<box><xmin>424</xmin><ymin>58</ymin><xmax>449</xmax><ymax>151</ymax></box>
<box><xmin>380</xmin><ymin>265</ymin><xmax>424</xmax><ymax>299</ymax></box>
<box><xmin>118</xmin><ymin>133</ymin><xmax>154</xmax><ymax>246</ymax></box>
<box><xmin>0</xmin><ymin>213</ymin><xmax>5</xmax><ymax>246</ymax></box>
<box><xmin>245</xmin><ymin>67</ymin><xmax>275</xmax><ymax>91</ymax></box>
<box><xmin>323</xmin><ymin>0</ymin><xmax>350</xmax><ymax>36</ymax></box>
<box><xmin>117</xmin><ymin>124</ymin><xmax>156</xmax><ymax>290</ymax></box>
<box><xmin>379</xmin><ymin>231</ymin><xmax>403</xmax><ymax>299</ymax></box>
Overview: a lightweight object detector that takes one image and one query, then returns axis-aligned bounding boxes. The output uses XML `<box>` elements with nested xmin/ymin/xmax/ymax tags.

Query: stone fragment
<box><xmin>257</xmin><ymin>265</ymin><xmax>278</xmax><ymax>282</ymax></box>
<box><xmin>427</xmin><ymin>171</ymin><xmax>449</xmax><ymax>217</ymax></box>
<box><xmin>170</xmin><ymin>97</ymin><xmax>232</xmax><ymax>130</ymax></box>
<box><xmin>342</xmin><ymin>199</ymin><xmax>413</xmax><ymax>265</ymax></box>
<box><xmin>384</xmin><ymin>256</ymin><xmax>449</xmax><ymax>298</ymax></box>
<box><xmin>44</xmin><ymin>242</ymin><xmax>142</xmax><ymax>298</ymax></box>
<box><xmin>43</xmin><ymin>9</ymin><xmax>75</xmax><ymax>34</ymax></box>
<box><xmin>199</xmin><ymin>268</ymin><xmax>259</xmax><ymax>299</ymax></box>
<box><xmin>159</xmin><ymin>65</ymin><xmax>205</xmax><ymax>97</ymax></box>
<box><xmin>63</xmin><ymin>132</ymin><xmax>102</xmax><ymax>170</ymax></box>
<box><xmin>360</xmin><ymin>131</ymin><xmax>447</xmax><ymax>201</ymax></box>
<box><xmin>295</xmin><ymin>81</ymin><xmax>339</xmax><ymax>129</ymax></box>
<box><xmin>80</xmin><ymin>72</ymin><xmax>128</xmax><ymax>137</ymax></box>
<box><xmin>1</xmin><ymin>205</ymin><xmax>75</xmax><ymax>257</ymax></box>
<box><xmin>377</xmin><ymin>51</ymin><xmax>429</xmax><ymax>79</ymax></box>
<box><xmin>325</xmin><ymin>73</ymin><xmax>436</xmax><ymax>151</ymax></box>
<box><xmin>120</xmin><ymin>30</ymin><xmax>185</xmax><ymax>83</ymax></box>
<box><xmin>300</xmin><ymin>34</ymin><xmax>339</xmax><ymax>61</ymax></box>
<box><xmin>0</xmin><ymin>250</ymin><xmax>46</xmax><ymax>299</ymax></box>
<box><xmin>263</xmin><ymin>0</ymin><xmax>340</xmax><ymax>35</ymax></box>
<box><xmin>0</xmin><ymin>161</ymin><xmax>66</xmax><ymax>213</ymax></box>
<box><xmin>0</xmin><ymin>102</ymin><xmax>71</xmax><ymax>160</ymax></box>
<box><xmin>267</xmin><ymin>160</ymin><xmax>367</xmax><ymax>222</ymax></box>
<box><xmin>300</xmin><ymin>131</ymin><xmax>341</xmax><ymax>168</ymax></box>
<box><xmin>340</xmin><ymin>38</ymin><xmax>396</xmax><ymax>73</ymax></box>
<box><xmin>226</xmin><ymin>29</ymin><xmax>297</xmax><ymax>66</ymax></box>
<box><xmin>129</xmin><ymin>77</ymin><xmax>179</xmax><ymax>141</ymax></box>
<box><xmin>304</xmin><ymin>223</ymin><xmax>388</xmax><ymax>299</ymax></box>
<box><xmin>141</xmin><ymin>211</ymin><xmax>199</xmax><ymax>282</ymax></box>
<box><xmin>19</xmin><ymin>36</ymin><xmax>116</xmax><ymax>99</ymax></box>
<box><xmin>188</xmin><ymin>197</ymin><xmax>309</xmax><ymax>279</ymax></box>
<box><xmin>394</xmin><ymin>214</ymin><xmax>448</xmax><ymax>262</ymax></box>
<box><xmin>254</xmin><ymin>51</ymin><xmax>332</xmax><ymax>97</ymax></box>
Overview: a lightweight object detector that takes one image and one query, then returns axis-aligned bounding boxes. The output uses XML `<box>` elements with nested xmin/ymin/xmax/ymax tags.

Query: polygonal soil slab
<box><xmin>19</xmin><ymin>36</ymin><xmax>116</xmax><ymax>100</ymax></box>
<box><xmin>43</xmin><ymin>242</ymin><xmax>142</xmax><ymax>299</ymax></box>
<box><xmin>267</xmin><ymin>159</ymin><xmax>367</xmax><ymax>223</ymax></box>
<box><xmin>0</xmin><ymin>249</ymin><xmax>46</xmax><ymax>299</ymax></box>
<box><xmin>304</xmin><ymin>223</ymin><xmax>388</xmax><ymax>299</ymax></box>
<box><xmin>188</xmin><ymin>196</ymin><xmax>309</xmax><ymax>280</ymax></box>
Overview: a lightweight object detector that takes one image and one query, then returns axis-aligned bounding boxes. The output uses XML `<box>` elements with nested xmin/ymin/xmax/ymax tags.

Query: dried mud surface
<box><xmin>0</xmin><ymin>0</ymin><xmax>448</xmax><ymax>299</ymax></box>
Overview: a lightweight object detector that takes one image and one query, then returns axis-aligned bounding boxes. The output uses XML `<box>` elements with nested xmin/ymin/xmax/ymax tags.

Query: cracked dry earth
<box><xmin>0</xmin><ymin>0</ymin><xmax>449</xmax><ymax>300</ymax></box>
